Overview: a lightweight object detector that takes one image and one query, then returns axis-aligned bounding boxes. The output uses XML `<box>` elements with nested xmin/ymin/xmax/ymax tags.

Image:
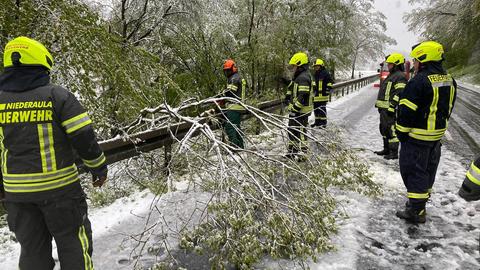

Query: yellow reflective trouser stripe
<box><xmin>3</xmin><ymin>172</ymin><xmax>79</xmax><ymax>192</ymax></box>
<box><xmin>408</xmin><ymin>192</ymin><xmax>429</xmax><ymax>199</ymax></box>
<box><xmin>428</xmin><ymin>87</ymin><xmax>439</xmax><ymax>130</ymax></box>
<box><xmin>467</xmin><ymin>162</ymin><xmax>480</xmax><ymax>186</ymax></box>
<box><xmin>399</xmin><ymin>99</ymin><xmax>418</xmax><ymax>111</ymax></box>
<box><xmin>0</xmin><ymin>127</ymin><xmax>7</xmax><ymax>174</ymax></box>
<box><xmin>376</xmin><ymin>100</ymin><xmax>389</xmax><ymax>108</ymax></box>
<box><xmin>389</xmin><ymin>126</ymin><xmax>398</xmax><ymax>143</ymax></box>
<box><xmin>83</xmin><ymin>153</ymin><xmax>106</xmax><ymax>168</ymax></box>
<box><xmin>62</xmin><ymin>112</ymin><xmax>92</xmax><ymax>134</ymax></box>
<box><xmin>78</xmin><ymin>225</ymin><xmax>93</xmax><ymax>270</ymax></box>
<box><xmin>38</xmin><ymin>123</ymin><xmax>57</xmax><ymax>172</ymax></box>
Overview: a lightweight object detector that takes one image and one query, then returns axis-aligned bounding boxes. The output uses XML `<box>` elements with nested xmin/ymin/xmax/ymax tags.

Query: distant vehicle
<box><xmin>374</xmin><ymin>61</ymin><xmax>411</xmax><ymax>87</ymax></box>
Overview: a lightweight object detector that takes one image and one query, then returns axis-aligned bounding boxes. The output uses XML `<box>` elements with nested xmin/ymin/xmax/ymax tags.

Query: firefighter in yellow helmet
<box><xmin>284</xmin><ymin>52</ymin><xmax>313</xmax><ymax>160</ymax></box>
<box><xmin>312</xmin><ymin>58</ymin><xmax>333</xmax><ymax>128</ymax></box>
<box><xmin>395</xmin><ymin>41</ymin><xmax>457</xmax><ymax>224</ymax></box>
<box><xmin>0</xmin><ymin>37</ymin><xmax>107</xmax><ymax>269</ymax></box>
<box><xmin>374</xmin><ymin>53</ymin><xmax>407</xmax><ymax>160</ymax></box>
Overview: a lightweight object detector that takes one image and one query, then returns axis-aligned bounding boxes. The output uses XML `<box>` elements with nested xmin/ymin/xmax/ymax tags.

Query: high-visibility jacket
<box><xmin>376</xmin><ymin>70</ymin><xmax>407</xmax><ymax>110</ymax></box>
<box><xmin>286</xmin><ymin>66</ymin><xmax>313</xmax><ymax>114</ymax></box>
<box><xmin>313</xmin><ymin>68</ymin><xmax>333</xmax><ymax>102</ymax></box>
<box><xmin>222</xmin><ymin>72</ymin><xmax>246</xmax><ymax>111</ymax></box>
<box><xmin>396</xmin><ymin>62</ymin><xmax>457</xmax><ymax>142</ymax></box>
<box><xmin>0</xmin><ymin>67</ymin><xmax>106</xmax><ymax>201</ymax></box>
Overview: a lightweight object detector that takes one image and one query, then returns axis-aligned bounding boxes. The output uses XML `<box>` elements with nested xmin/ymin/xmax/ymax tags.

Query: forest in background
<box><xmin>406</xmin><ymin>0</ymin><xmax>480</xmax><ymax>82</ymax></box>
<box><xmin>0</xmin><ymin>0</ymin><xmax>394</xmax><ymax>138</ymax></box>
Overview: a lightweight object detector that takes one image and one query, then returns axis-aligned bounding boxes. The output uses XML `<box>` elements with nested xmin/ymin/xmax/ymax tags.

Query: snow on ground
<box><xmin>1</xmin><ymin>83</ymin><xmax>478</xmax><ymax>269</ymax></box>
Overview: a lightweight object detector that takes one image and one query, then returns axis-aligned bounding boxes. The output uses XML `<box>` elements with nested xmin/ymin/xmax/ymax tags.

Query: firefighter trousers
<box><xmin>313</xmin><ymin>101</ymin><xmax>327</xmax><ymax>127</ymax></box>
<box><xmin>288</xmin><ymin>112</ymin><xmax>309</xmax><ymax>154</ymax></box>
<box><xmin>378</xmin><ymin>109</ymin><xmax>397</xmax><ymax>143</ymax></box>
<box><xmin>223</xmin><ymin>110</ymin><xmax>244</xmax><ymax>149</ymax></box>
<box><xmin>5</xmin><ymin>191</ymin><xmax>94</xmax><ymax>270</ymax></box>
<box><xmin>399</xmin><ymin>140</ymin><xmax>441</xmax><ymax>210</ymax></box>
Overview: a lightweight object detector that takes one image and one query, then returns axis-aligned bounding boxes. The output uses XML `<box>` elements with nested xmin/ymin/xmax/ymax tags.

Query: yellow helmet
<box><xmin>410</xmin><ymin>41</ymin><xmax>444</xmax><ymax>63</ymax></box>
<box><xmin>3</xmin><ymin>36</ymin><xmax>53</xmax><ymax>70</ymax></box>
<box><xmin>385</xmin><ymin>53</ymin><xmax>405</xmax><ymax>65</ymax></box>
<box><xmin>289</xmin><ymin>52</ymin><xmax>309</xmax><ymax>66</ymax></box>
<box><xmin>314</xmin><ymin>58</ymin><xmax>324</xmax><ymax>66</ymax></box>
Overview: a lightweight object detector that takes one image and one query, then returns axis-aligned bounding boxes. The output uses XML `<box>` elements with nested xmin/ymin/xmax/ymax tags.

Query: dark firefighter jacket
<box><xmin>222</xmin><ymin>72</ymin><xmax>246</xmax><ymax>111</ymax></box>
<box><xmin>313</xmin><ymin>68</ymin><xmax>333</xmax><ymax>102</ymax></box>
<box><xmin>0</xmin><ymin>66</ymin><xmax>106</xmax><ymax>202</ymax></box>
<box><xmin>285</xmin><ymin>65</ymin><xmax>313</xmax><ymax>114</ymax></box>
<box><xmin>396</xmin><ymin>62</ymin><xmax>457</xmax><ymax>143</ymax></box>
<box><xmin>375</xmin><ymin>69</ymin><xmax>407</xmax><ymax>111</ymax></box>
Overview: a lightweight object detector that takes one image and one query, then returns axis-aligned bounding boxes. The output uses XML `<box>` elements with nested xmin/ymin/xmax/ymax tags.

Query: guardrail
<box><xmin>78</xmin><ymin>74</ymin><xmax>378</xmax><ymax>172</ymax></box>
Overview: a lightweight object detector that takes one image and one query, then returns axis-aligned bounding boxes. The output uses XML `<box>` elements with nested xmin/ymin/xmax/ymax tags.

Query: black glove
<box><xmin>89</xmin><ymin>165</ymin><xmax>108</xmax><ymax>188</ymax></box>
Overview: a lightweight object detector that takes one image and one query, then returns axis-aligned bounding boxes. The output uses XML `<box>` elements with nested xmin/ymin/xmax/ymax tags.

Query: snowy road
<box><xmin>1</xmin><ymin>83</ymin><xmax>479</xmax><ymax>270</ymax></box>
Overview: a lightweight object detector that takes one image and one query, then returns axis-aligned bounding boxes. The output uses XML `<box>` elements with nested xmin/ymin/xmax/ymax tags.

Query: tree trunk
<box><xmin>351</xmin><ymin>50</ymin><xmax>358</xmax><ymax>79</ymax></box>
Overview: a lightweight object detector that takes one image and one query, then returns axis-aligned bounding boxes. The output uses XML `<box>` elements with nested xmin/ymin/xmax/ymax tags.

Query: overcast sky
<box><xmin>373</xmin><ymin>0</ymin><xmax>420</xmax><ymax>59</ymax></box>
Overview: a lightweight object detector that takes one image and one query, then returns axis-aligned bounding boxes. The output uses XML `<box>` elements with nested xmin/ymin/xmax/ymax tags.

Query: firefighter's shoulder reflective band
<box><xmin>399</xmin><ymin>99</ymin><xmax>418</xmax><ymax>111</ymax></box>
<box><xmin>3</xmin><ymin>164</ymin><xmax>79</xmax><ymax>193</ymax></box>
<box><xmin>408</xmin><ymin>192</ymin><xmax>429</xmax><ymax>199</ymax></box>
<box><xmin>62</xmin><ymin>112</ymin><xmax>92</xmax><ymax>134</ymax></box>
<box><xmin>82</xmin><ymin>153</ymin><xmax>106</xmax><ymax>168</ymax></box>
<box><xmin>467</xmin><ymin>162</ymin><xmax>480</xmax><ymax>186</ymax></box>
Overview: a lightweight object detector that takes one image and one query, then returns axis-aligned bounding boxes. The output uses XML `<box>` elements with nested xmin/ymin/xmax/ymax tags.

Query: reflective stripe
<box><xmin>4</xmin><ymin>172</ymin><xmax>79</xmax><ymax>192</ymax></box>
<box><xmin>431</xmin><ymin>81</ymin><xmax>452</xmax><ymax>88</ymax></box>
<box><xmin>227</xmin><ymin>84</ymin><xmax>238</xmax><ymax>90</ymax></box>
<box><xmin>428</xmin><ymin>87</ymin><xmax>439</xmax><ymax>130</ymax></box>
<box><xmin>3</xmin><ymin>164</ymin><xmax>77</xmax><ymax>181</ymax></box>
<box><xmin>394</xmin><ymin>83</ymin><xmax>406</xmax><ymax>89</ymax></box>
<box><xmin>385</xmin><ymin>82</ymin><xmax>392</xmax><ymax>101</ymax></box>
<box><xmin>408</xmin><ymin>127</ymin><xmax>446</xmax><ymax>141</ymax></box>
<box><xmin>448</xmin><ymin>85</ymin><xmax>455</xmax><ymax>118</ymax></box>
<box><xmin>467</xmin><ymin>162</ymin><xmax>480</xmax><ymax>186</ymax></box>
<box><xmin>37</xmin><ymin>124</ymin><xmax>56</xmax><ymax>172</ymax></box>
<box><xmin>396</xmin><ymin>124</ymin><xmax>411</xmax><ymax>133</ymax></box>
<box><xmin>393</xmin><ymin>95</ymin><xmax>399</xmax><ymax>102</ymax></box>
<box><xmin>399</xmin><ymin>99</ymin><xmax>418</xmax><ymax>111</ymax></box>
<box><xmin>0</xmin><ymin>127</ymin><xmax>7</xmax><ymax>174</ymax></box>
<box><xmin>298</xmin><ymin>86</ymin><xmax>310</xmax><ymax>92</ymax></box>
<box><xmin>314</xmin><ymin>96</ymin><xmax>329</xmax><ymax>102</ymax></box>
<box><xmin>388</xmin><ymin>107</ymin><xmax>395</xmax><ymax>113</ymax></box>
<box><xmin>376</xmin><ymin>100</ymin><xmax>390</xmax><ymax>108</ymax></box>
<box><xmin>62</xmin><ymin>113</ymin><xmax>92</xmax><ymax>134</ymax></box>
<box><xmin>37</xmin><ymin>124</ymin><xmax>48</xmax><ymax>172</ymax></box>
<box><xmin>78</xmin><ymin>226</ymin><xmax>93</xmax><ymax>270</ymax></box>
<box><xmin>327</xmin><ymin>83</ymin><xmax>333</xmax><ymax>87</ymax></box>
<box><xmin>408</xmin><ymin>192</ymin><xmax>429</xmax><ymax>199</ymax></box>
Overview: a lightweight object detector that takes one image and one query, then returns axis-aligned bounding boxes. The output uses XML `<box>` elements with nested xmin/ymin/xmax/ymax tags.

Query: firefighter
<box><xmin>395</xmin><ymin>41</ymin><xmax>457</xmax><ymax>224</ymax></box>
<box><xmin>0</xmin><ymin>37</ymin><xmax>107</xmax><ymax>270</ymax></box>
<box><xmin>374</xmin><ymin>53</ymin><xmax>407</xmax><ymax>160</ymax></box>
<box><xmin>458</xmin><ymin>156</ymin><xmax>480</xmax><ymax>201</ymax></box>
<box><xmin>285</xmin><ymin>52</ymin><xmax>313</xmax><ymax>160</ymax></box>
<box><xmin>312</xmin><ymin>58</ymin><xmax>333</xmax><ymax>128</ymax></box>
<box><xmin>220</xmin><ymin>59</ymin><xmax>247</xmax><ymax>149</ymax></box>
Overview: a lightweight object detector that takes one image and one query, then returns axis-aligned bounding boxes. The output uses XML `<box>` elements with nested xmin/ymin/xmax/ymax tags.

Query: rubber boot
<box><xmin>384</xmin><ymin>142</ymin><xmax>399</xmax><ymax>160</ymax></box>
<box><xmin>374</xmin><ymin>138</ymin><xmax>389</xmax><ymax>155</ymax></box>
<box><xmin>396</xmin><ymin>206</ymin><xmax>426</xmax><ymax>224</ymax></box>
